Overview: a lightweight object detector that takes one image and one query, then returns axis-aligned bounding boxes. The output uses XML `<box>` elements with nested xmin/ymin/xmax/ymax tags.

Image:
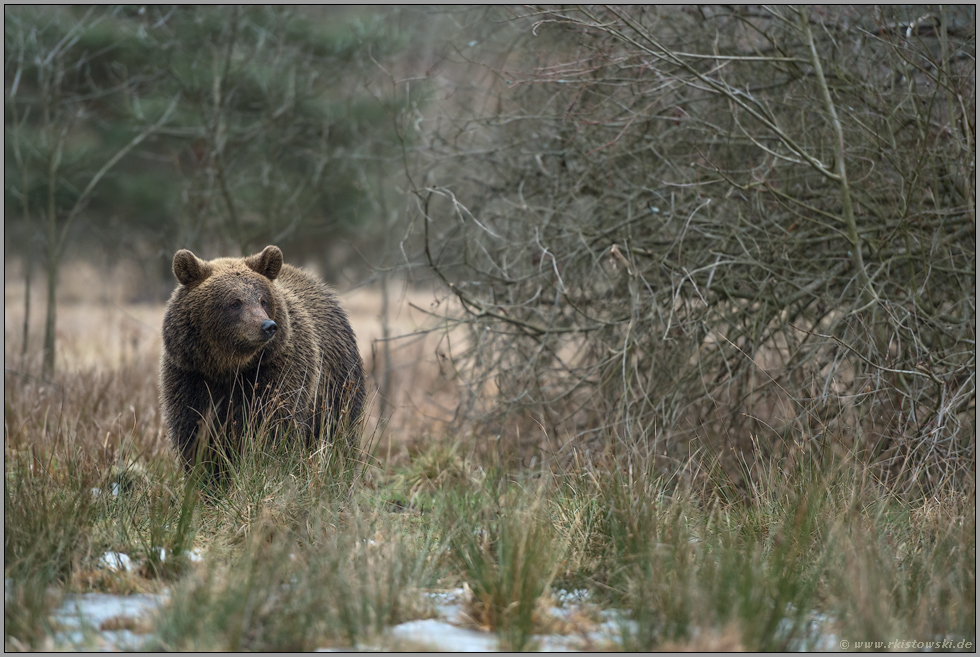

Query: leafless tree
<box><xmin>404</xmin><ymin>5</ymin><xmax>975</xmax><ymax>491</ymax></box>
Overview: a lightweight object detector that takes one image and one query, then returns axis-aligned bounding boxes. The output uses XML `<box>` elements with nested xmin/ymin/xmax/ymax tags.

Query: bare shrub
<box><xmin>404</xmin><ymin>6</ymin><xmax>975</xmax><ymax>491</ymax></box>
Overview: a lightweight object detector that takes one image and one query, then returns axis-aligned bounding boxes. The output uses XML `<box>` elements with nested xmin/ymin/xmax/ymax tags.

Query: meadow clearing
<box><xmin>3</xmin><ymin>264</ymin><xmax>976</xmax><ymax>651</ymax></box>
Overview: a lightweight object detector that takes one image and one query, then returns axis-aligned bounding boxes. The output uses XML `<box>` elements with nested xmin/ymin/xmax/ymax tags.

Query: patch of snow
<box><xmin>55</xmin><ymin>592</ymin><xmax>165</xmax><ymax>628</ymax></box>
<box><xmin>424</xmin><ymin>587</ymin><xmax>466</xmax><ymax>619</ymax></box>
<box><xmin>98</xmin><ymin>551</ymin><xmax>135</xmax><ymax>573</ymax></box>
<box><xmin>27</xmin><ymin>577</ymin><xmax>844</xmax><ymax>653</ymax></box>
<box><xmin>552</xmin><ymin>588</ymin><xmax>591</xmax><ymax>606</ymax></box>
<box><xmin>53</xmin><ymin>592</ymin><xmax>167</xmax><ymax>650</ymax></box>
<box><xmin>388</xmin><ymin>618</ymin><xmax>501</xmax><ymax>652</ymax></box>
<box><xmin>781</xmin><ymin>612</ymin><xmax>840</xmax><ymax>652</ymax></box>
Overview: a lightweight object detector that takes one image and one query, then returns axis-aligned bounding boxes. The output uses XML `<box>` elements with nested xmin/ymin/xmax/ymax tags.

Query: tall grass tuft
<box><xmin>103</xmin><ymin>461</ymin><xmax>199</xmax><ymax>581</ymax></box>
<box><xmin>824</xmin><ymin>479</ymin><xmax>976</xmax><ymax>645</ymax></box>
<box><xmin>549</xmin><ymin>440</ymin><xmax>976</xmax><ymax>651</ymax></box>
<box><xmin>151</xmin><ymin>503</ymin><xmax>430</xmax><ymax>651</ymax></box>
<box><xmin>437</xmin><ymin>473</ymin><xmax>565</xmax><ymax>650</ymax></box>
<box><xmin>4</xmin><ymin>447</ymin><xmax>97</xmax><ymax>647</ymax></box>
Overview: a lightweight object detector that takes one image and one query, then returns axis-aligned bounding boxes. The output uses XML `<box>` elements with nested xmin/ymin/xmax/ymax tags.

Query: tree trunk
<box><xmin>22</xmin><ymin>254</ymin><xmax>31</xmax><ymax>358</ymax></box>
<box><xmin>42</xmin><ymin>130</ymin><xmax>62</xmax><ymax>380</ymax></box>
<box><xmin>42</xmin><ymin>250</ymin><xmax>58</xmax><ymax>379</ymax></box>
<box><xmin>379</xmin><ymin>271</ymin><xmax>393</xmax><ymax>418</ymax></box>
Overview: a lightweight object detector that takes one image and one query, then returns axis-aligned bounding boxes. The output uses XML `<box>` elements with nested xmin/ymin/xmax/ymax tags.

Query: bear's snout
<box><xmin>261</xmin><ymin>319</ymin><xmax>278</xmax><ymax>339</ymax></box>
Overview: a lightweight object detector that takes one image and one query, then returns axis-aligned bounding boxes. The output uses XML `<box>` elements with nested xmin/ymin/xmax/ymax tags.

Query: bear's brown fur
<box><xmin>159</xmin><ymin>245</ymin><xmax>365</xmax><ymax>476</ymax></box>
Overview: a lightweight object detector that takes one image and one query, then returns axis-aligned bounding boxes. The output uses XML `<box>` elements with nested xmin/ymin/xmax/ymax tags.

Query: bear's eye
<box><xmin>230</xmin><ymin>300</ymin><xmax>242</xmax><ymax>310</ymax></box>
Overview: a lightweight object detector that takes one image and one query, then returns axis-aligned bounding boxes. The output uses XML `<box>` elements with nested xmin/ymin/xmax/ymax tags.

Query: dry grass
<box><xmin>4</xmin><ymin>265</ymin><xmax>976</xmax><ymax>652</ymax></box>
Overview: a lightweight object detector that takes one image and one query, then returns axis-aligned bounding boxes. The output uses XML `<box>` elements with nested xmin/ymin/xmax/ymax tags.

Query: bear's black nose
<box><xmin>261</xmin><ymin>320</ymin><xmax>277</xmax><ymax>339</ymax></box>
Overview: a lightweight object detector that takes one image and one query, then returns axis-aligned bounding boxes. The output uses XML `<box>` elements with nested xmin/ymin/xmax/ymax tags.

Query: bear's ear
<box><xmin>173</xmin><ymin>250</ymin><xmax>211</xmax><ymax>286</ymax></box>
<box><xmin>246</xmin><ymin>245</ymin><xmax>283</xmax><ymax>281</ymax></box>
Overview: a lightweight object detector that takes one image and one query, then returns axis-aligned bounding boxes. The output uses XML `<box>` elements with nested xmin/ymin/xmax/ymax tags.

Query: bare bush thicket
<box><xmin>406</xmin><ymin>6</ymin><xmax>975</xmax><ymax>491</ymax></box>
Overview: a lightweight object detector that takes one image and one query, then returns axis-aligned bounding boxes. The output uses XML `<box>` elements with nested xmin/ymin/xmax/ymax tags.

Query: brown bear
<box><xmin>159</xmin><ymin>245</ymin><xmax>365</xmax><ymax>477</ymax></box>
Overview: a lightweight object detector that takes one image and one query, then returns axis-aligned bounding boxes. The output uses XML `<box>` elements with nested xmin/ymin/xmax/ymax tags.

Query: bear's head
<box><xmin>164</xmin><ymin>245</ymin><xmax>289</xmax><ymax>378</ymax></box>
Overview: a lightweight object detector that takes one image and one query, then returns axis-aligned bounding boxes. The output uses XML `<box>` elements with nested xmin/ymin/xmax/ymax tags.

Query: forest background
<box><xmin>4</xmin><ymin>5</ymin><xmax>976</xmax><ymax>651</ymax></box>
